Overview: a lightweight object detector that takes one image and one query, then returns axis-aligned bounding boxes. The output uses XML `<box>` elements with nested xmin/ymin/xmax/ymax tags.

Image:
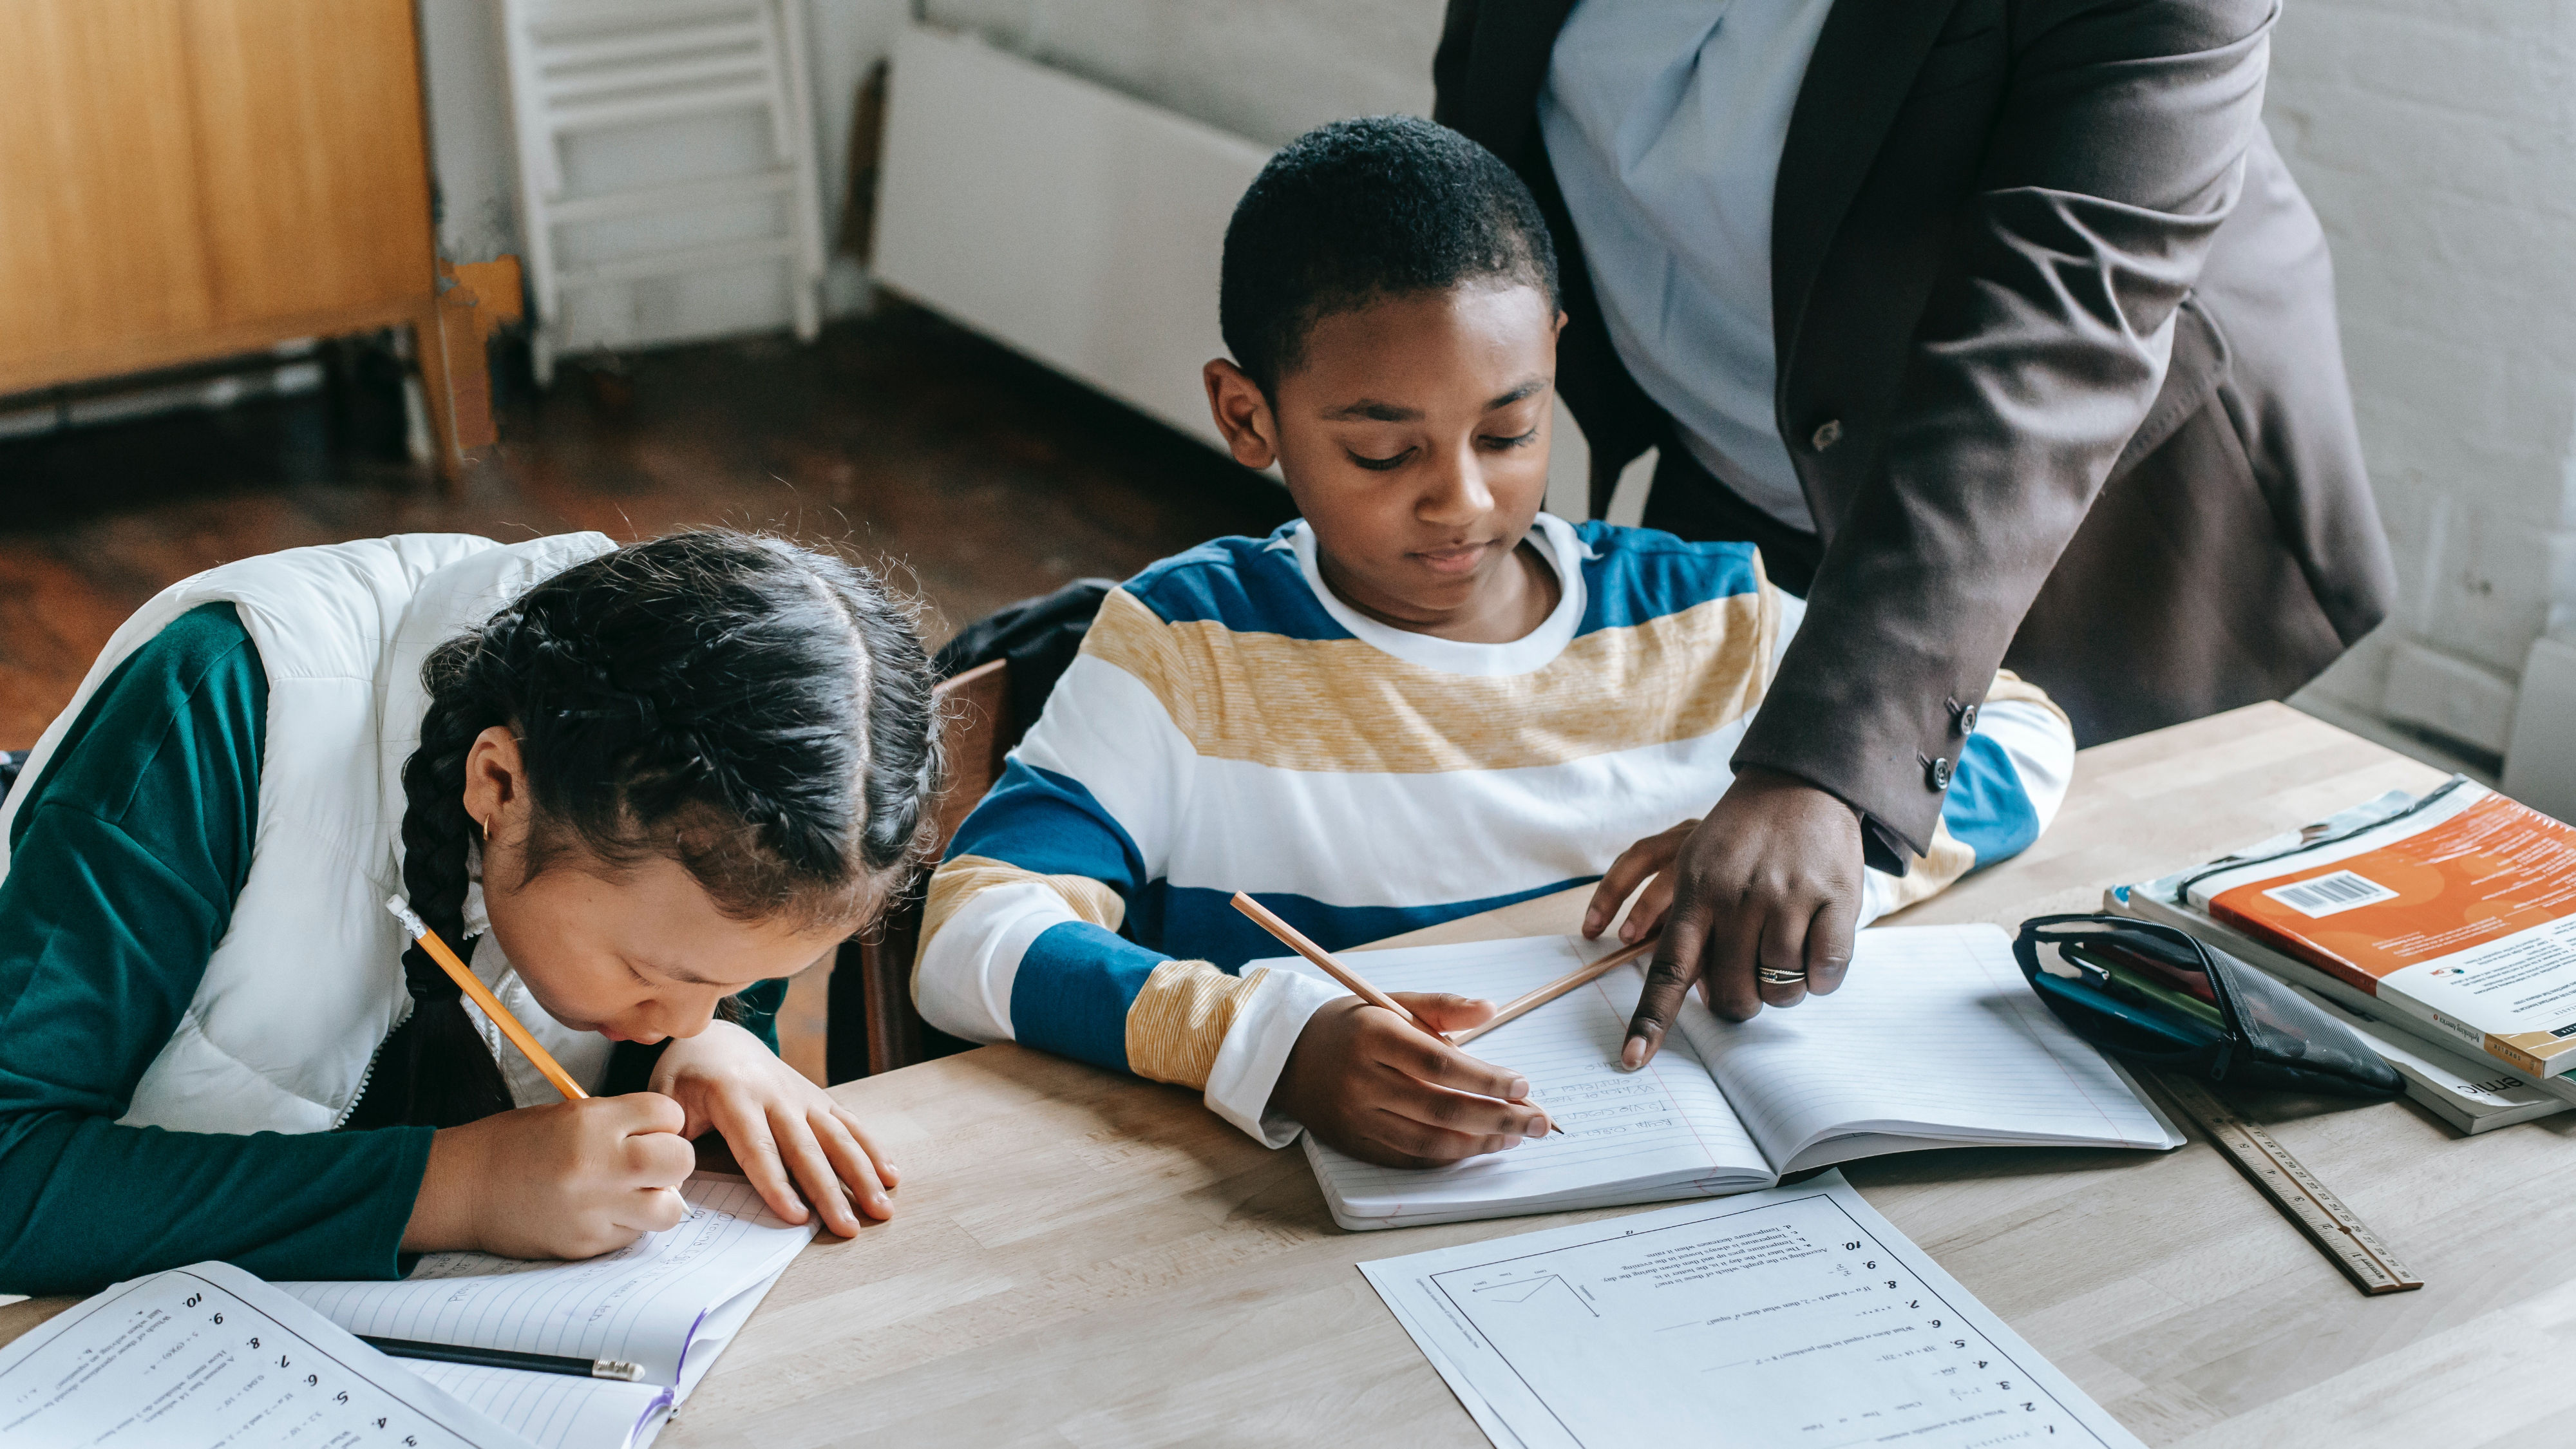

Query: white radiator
<box><xmin>874</xmin><ymin>23</ymin><xmax>1597</xmax><ymax>514</ymax></box>
<box><xmin>875</xmin><ymin>27</ymin><xmax>1263</xmax><ymax>450</ymax></box>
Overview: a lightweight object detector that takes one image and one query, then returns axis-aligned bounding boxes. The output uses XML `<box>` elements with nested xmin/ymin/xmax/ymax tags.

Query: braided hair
<box><xmin>343</xmin><ymin>532</ymin><xmax>940</xmax><ymax>1130</ymax></box>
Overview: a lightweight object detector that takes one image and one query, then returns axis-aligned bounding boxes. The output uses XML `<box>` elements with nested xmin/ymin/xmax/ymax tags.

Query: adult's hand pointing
<box><xmin>1615</xmin><ymin>768</ymin><xmax>1864</xmax><ymax>1069</ymax></box>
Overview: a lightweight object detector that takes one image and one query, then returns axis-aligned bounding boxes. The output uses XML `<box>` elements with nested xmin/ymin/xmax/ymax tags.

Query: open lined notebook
<box><xmin>1271</xmin><ymin>924</ymin><xmax>2184</xmax><ymax>1229</ymax></box>
<box><xmin>280</xmin><ymin>1173</ymin><xmax>813</xmax><ymax>1449</ymax></box>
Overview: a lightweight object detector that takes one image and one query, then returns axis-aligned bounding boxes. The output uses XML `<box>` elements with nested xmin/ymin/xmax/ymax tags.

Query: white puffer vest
<box><xmin>0</xmin><ymin>532</ymin><xmax>622</xmax><ymax>1134</ymax></box>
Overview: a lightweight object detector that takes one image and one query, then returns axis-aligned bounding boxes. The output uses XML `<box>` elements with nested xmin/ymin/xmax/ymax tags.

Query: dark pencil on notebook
<box><xmin>1228</xmin><ymin>891</ymin><xmax>1564</xmax><ymax>1134</ymax></box>
<box><xmin>359</xmin><ymin>1334</ymin><xmax>647</xmax><ymax>1382</ymax></box>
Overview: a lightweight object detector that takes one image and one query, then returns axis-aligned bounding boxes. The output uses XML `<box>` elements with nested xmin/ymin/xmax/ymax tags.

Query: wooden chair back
<box><xmin>825</xmin><ymin>659</ymin><xmax>1016</xmax><ymax>1082</ymax></box>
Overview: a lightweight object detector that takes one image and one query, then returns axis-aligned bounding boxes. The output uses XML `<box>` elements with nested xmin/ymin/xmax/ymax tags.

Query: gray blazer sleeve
<box><xmin>1735</xmin><ymin>0</ymin><xmax>2278</xmax><ymax>858</ymax></box>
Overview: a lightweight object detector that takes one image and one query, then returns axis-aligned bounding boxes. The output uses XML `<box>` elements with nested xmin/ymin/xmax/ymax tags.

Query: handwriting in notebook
<box><xmin>281</xmin><ymin>1175</ymin><xmax>811</xmax><ymax>1387</ymax></box>
<box><xmin>1291</xmin><ymin>939</ymin><xmax>1772</xmax><ymax>1218</ymax></box>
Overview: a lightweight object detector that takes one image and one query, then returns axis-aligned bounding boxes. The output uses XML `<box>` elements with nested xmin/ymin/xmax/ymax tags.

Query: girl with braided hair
<box><xmin>0</xmin><ymin>529</ymin><xmax>940</xmax><ymax>1293</ymax></box>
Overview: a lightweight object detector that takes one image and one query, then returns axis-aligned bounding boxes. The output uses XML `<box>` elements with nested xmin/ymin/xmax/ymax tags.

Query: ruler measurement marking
<box><xmin>2157</xmin><ymin>1075</ymin><xmax>2423</xmax><ymax>1296</ymax></box>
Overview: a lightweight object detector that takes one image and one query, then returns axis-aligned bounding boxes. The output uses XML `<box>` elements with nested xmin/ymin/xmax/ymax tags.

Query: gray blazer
<box><xmin>1435</xmin><ymin>0</ymin><xmax>2396</xmax><ymax>867</ymax></box>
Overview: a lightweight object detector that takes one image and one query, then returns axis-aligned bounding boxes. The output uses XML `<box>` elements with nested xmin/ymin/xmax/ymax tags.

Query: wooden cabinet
<box><xmin>0</xmin><ymin>0</ymin><xmax>464</xmax><ymax>475</ymax></box>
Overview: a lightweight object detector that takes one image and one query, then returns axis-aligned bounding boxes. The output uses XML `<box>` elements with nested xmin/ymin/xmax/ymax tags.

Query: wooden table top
<box><xmin>12</xmin><ymin>703</ymin><xmax>2561</xmax><ymax>1448</ymax></box>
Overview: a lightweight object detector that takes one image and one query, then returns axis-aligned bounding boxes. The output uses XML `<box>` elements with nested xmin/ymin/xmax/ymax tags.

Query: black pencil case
<box><xmin>2013</xmin><ymin>913</ymin><xmax>2403</xmax><ymax>1099</ymax></box>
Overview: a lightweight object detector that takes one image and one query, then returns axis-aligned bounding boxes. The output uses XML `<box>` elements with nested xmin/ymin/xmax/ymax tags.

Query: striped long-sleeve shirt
<box><xmin>914</xmin><ymin>514</ymin><xmax>2074</xmax><ymax>1143</ymax></box>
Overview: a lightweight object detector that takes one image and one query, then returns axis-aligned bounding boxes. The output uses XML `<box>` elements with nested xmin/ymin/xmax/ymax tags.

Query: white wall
<box><xmin>417</xmin><ymin>0</ymin><xmax>520</xmax><ymax>263</ymax></box>
<box><xmin>414</xmin><ymin>0</ymin><xmax>907</xmax><ymax>308</ymax></box>
<box><xmin>2268</xmin><ymin>0</ymin><xmax>2576</xmax><ymax>774</ymax></box>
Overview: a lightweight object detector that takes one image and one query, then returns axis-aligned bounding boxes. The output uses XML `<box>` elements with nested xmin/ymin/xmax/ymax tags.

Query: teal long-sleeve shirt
<box><xmin>0</xmin><ymin>605</ymin><xmax>786</xmax><ymax>1296</ymax></box>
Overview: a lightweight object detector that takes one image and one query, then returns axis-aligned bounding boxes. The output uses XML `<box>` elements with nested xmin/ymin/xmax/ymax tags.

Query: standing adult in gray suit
<box><xmin>1433</xmin><ymin>0</ymin><xmax>2396</xmax><ymax>1059</ymax></box>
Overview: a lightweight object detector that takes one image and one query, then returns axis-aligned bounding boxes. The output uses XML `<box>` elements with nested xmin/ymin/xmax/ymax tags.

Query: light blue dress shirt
<box><xmin>1539</xmin><ymin>0</ymin><xmax>1838</xmax><ymax>531</ymax></box>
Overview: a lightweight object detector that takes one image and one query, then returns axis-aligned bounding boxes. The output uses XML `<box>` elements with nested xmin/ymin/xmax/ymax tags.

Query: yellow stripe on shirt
<box><xmin>1983</xmin><ymin>669</ymin><xmax>2071</xmax><ymax>735</ymax></box>
<box><xmin>1125</xmin><ymin>960</ymin><xmax>1271</xmax><ymax>1089</ymax></box>
<box><xmin>918</xmin><ymin>853</ymin><xmax>1128</xmax><ymax>1000</ymax></box>
<box><xmin>1083</xmin><ymin>582</ymin><xmax>1776</xmax><ymax>774</ymax></box>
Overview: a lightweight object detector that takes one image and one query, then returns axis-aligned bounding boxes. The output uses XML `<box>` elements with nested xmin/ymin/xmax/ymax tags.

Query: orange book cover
<box><xmin>2195</xmin><ymin>783</ymin><xmax>2576</xmax><ymax>1076</ymax></box>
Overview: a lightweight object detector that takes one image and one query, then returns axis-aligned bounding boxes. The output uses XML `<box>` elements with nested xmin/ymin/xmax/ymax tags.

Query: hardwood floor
<box><xmin>0</xmin><ymin>302</ymin><xmax>1294</xmax><ymax>1082</ymax></box>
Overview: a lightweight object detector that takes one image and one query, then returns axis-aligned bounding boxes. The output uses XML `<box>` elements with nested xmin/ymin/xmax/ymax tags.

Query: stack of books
<box><xmin>2106</xmin><ymin>776</ymin><xmax>2576</xmax><ymax>1133</ymax></box>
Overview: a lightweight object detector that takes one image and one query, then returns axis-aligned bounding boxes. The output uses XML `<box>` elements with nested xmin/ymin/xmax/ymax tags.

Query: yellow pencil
<box><xmin>385</xmin><ymin>896</ymin><xmax>589</xmax><ymax>1102</ymax></box>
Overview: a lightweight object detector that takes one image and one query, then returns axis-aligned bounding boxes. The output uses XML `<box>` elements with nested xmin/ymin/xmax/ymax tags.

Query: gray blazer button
<box><xmin>1960</xmin><ymin>702</ymin><xmax>1978</xmax><ymax>734</ymax></box>
<box><xmin>1924</xmin><ymin>755</ymin><xmax>1952</xmax><ymax>791</ymax></box>
<box><xmin>1811</xmin><ymin>419</ymin><xmax>1844</xmax><ymax>451</ymax></box>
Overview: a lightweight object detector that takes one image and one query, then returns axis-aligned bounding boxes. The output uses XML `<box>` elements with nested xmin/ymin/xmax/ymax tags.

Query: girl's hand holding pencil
<box><xmin>386</xmin><ymin>895</ymin><xmax>895</xmax><ymax>1250</ymax></box>
<box><xmin>389</xmin><ymin>897</ymin><xmax>697</xmax><ymax>1259</ymax></box>
<box><xmin>402</xmin><ymin>1094</ymin><xmax>696</xmax><ymax>1260</ymax></box>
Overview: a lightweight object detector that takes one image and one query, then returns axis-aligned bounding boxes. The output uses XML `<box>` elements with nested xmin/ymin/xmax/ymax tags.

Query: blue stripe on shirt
<box><xmin>1571</xmin><ymin>523</ymin><xmax>1763</xmax><ymax>636</ymax></box>
<box><xmin>1008</xmin><ymin>920</ymin><xmax>1162</xmax><ymax>1071</ymax></box>
<box><xmin>1942</xmin><ymin>732</ymin><xmax>2041</xmax><ymax>867</ymax></box>
<box><xmin>947</xmin><ymin>761</ymin><xmax>1145</xmax><ymax>891</ymax></box>
<box><xmin>1118</xmin><ymin>531</ymin><xmax>1351</xmax><ymax>640</ymax></box>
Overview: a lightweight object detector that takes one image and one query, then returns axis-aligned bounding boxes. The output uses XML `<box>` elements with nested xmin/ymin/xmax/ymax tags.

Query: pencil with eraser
<box><xmin>385</xmin><ymin>895</ymin><xmax>589</xmax><ymax>1102</ymax></box>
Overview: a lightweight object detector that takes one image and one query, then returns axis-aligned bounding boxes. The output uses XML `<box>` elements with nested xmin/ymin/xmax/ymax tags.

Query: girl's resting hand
<box><xmin>651</xmin><ymin>1020</ymin><xmax>897</xmax><ymax>1235</ymax></box>
<box><xmin>405</xmin><ymin>1094</ymin><xmax>694</xmax><ymax>1259</ymax></box>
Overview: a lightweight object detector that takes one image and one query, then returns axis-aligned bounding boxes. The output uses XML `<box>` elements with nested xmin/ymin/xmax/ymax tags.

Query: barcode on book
<box><xmin>2263</xmin><ymin>869</ymin><xmax>2399</xmax><ymax>918</ymax></box>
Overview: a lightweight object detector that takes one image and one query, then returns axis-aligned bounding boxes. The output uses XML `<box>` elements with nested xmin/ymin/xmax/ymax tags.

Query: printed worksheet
<box><xmin>0</xmin><ymin>1260</ymin><xmax>531</xmax><ymax>1448</ymax></box>
<box><xmin>1361</xmin><ymin>1171</ymin><xmax>2143</xmax><ymax>1449</ymax></box>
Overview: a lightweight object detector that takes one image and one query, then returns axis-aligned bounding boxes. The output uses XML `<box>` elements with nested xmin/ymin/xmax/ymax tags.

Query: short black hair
<box><xmin>1219</xmin><ymin>115</ymin><xmax>1560</xmax><ymax>394</ymax></box>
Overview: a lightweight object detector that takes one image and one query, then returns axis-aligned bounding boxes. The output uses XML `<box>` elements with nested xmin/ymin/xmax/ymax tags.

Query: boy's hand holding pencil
<box><xmin>1235</xmin><ymin>895</ymin><xmax>1557</xmax><ymax>1168</ymax></box>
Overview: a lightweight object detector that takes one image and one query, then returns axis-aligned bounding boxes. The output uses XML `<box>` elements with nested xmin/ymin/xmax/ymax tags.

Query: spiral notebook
<box><xmin>279</xmin><ymin>1173</ymin><xmax>814</xmax><ymax>1449</ymax></box>
<box><xmin>1269</xmin><ymin>924</ymin><xmax>2184</xmax><ymax>1229</ymax></box>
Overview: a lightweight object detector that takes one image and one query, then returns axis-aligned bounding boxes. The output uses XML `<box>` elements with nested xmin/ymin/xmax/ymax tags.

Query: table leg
<box><xmin>410</xmin><ymin>299</ymin><xmax>465</xmax><ymax>486</ymax></box>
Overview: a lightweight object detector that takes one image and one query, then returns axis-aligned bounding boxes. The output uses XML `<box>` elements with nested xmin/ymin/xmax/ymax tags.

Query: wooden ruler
<box><xmin>2155</xmin><ymin>1074</ymin><xmax>2423</xmax><ymax>1296</ymax></box>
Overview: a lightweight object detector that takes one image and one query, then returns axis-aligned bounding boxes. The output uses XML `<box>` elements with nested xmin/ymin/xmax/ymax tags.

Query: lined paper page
<box><xmin>408</xmin><ymin>1363</ymin><xmax>668</xmax><ymax>1449</ymax></box>
<box><xmin>1671</xmin><ymin>924</ymin><xmax>2183</xmax><ymax>1172</ymax></box>
<box><xmin>1269</xmin><ymin>938</ymin><xmax>1774</xmax><ymax>1228</ymax></box>
<box><xmin>281</xmin><ymin>1175</ymin><xmax>812</xmax><ymax>1387</ymax></box>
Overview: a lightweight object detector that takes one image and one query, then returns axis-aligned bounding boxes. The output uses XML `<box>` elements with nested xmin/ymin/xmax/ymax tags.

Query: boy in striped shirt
<box><xmin>914</xmin><ymin>117</ymin><xmax>2074</xmax><ymax>1168</ymax></box>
